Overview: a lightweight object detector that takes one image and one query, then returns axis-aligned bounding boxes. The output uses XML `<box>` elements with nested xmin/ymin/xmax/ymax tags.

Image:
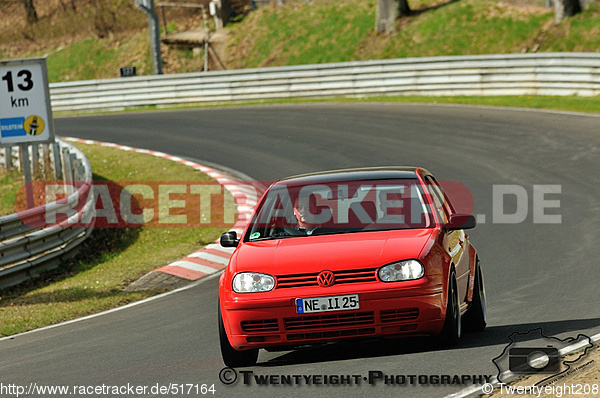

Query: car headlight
<box><xmin>232</xmin><ymin>272</ymin><xmax>275</xmax><ymax>293</ymax></box>
<box><xmin>378</xmin><ymin>260</ymin><xmax>424</xmax><ymax>282</ymax></box>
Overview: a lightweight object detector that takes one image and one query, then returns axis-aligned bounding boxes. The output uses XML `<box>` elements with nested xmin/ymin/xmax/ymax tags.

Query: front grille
<box><xmin>380</xmin><ymin>308</ymin><xmax>420</xmax><ymax>323</ymax></box>
<box><xmin>276</xmin><ymin>268</ymin><xmax>378</xmax><ymax>289</ymax></box>
<box><xmin>287</xmin><ymin>328</ymin><xmax>376</xmax><ymax>341</ymax></box>
<box><xmin>284</xmin><ymin>311</ymin><xmax>375</xmax><ymax>331</ymax></box>
<box><xmin>241</xmin><ymin>319</ymin><xmax>279</xmax><ymax>333</ymax></box>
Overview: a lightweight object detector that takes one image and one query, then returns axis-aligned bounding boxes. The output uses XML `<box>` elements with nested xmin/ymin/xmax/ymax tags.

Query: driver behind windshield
<box><xmin>291</xmin><ymin>196</ymin><xmax>323</xmax><ymax>235</ymax></box>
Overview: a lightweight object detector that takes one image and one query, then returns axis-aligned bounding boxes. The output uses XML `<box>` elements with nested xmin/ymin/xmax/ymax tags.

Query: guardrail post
<box><xmin>3</xmin><ymin>146</ymin><xmax>13</xmax><ymax>171</ymax></box>
<box><xmin>53</xmin><ymin>142</ymin><xmax>63</xmax><ymax>180</ymax></box>
<box><xmin>19</xmin><ymin>144</ymin><xmax>35</xmax><ymax>209</ymax></box>
<box><xmin>73</xmin><ymin>158</ymin><xmax>83</xmax><ymax>181</ymax></box>
<box><xmin>70</xmin><ymin>153</ymin><xmax>77</xmax><ymax>181</ymax></box>
<box><xmin>32</xmin><ymin>144</ymin><xmax>40</xmax><ymax>177</ymax></box>
<box><xmin>62</xmin><ymin>147</ymin><xmax>73</xmax><ymax>182</ymax></box>
<box><xmin>17</xmin><ymin>146</ymin><xmax>23</xmax><ymax>171</ymax></box>
<box><xmin>72</xmin><ymin>158</ymin><xmax>78</xmax><ymax>181</ymax></box>
<box><xmin>42</xmin><ymin>144</ymin><xmax>51</xmax><ymax>178</ymax></box>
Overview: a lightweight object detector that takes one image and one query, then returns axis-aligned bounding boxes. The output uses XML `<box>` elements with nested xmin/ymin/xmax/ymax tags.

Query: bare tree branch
<box><xmin>20</xmin><ymin>0</ymin><xmax>38</xmax><ymax>23</ymax></box>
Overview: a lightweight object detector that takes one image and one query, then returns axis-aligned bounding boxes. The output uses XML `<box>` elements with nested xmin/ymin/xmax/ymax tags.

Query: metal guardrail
<box><xmin>49</xmin><ymin>53</ymin><xmax>600</xmax><ymax>112</ymax></box>
<box><xmin>0</xmin><ymin>140</ymin><xmax>94</xmax><ymax>290</ymax></box>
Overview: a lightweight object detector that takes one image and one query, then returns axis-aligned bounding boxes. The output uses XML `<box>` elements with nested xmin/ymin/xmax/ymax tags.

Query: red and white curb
<box><xmin>63</xmin><ymin>137</ymin><xmax>257</xmax><ymax>281</ymax></box>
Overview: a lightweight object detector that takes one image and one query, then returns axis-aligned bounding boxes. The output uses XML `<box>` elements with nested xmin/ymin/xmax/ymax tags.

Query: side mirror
<box><xmin>444</xmin><ymin>214</ymin><xmax>476</xmax><ymax>230</ymax></box>
<box><xmin>220</xmin><ymin>231</ymin><xmax>240</xmax><ymax>247</ymax></box>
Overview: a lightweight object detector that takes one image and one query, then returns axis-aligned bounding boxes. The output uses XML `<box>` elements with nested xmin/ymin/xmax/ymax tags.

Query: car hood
<box><xmin>231</xmin><ymin>229</ymin><xmax>436</xmax><ymax>274</ymax></box>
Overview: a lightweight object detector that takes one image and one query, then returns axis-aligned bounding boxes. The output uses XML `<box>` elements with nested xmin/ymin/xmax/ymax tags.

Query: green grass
<box><xmin>228</xmin><ymin>0</ymin><xmax>377</xmax><ymax>68</ymax></box>
<box><xmin>46</xmin><ymin>33</ymin><xmax>155</xmax><ymax>82</ymax></box>
<box><xmin>544</xmin><ymin>3</ymin><xmax>600</xmax><ymax>52</ymax></box>
<box><xmin>340</xmin><ymin>95</ymin><xmax>600</xmax><ymax>114</ymax></box>
<box><xmin>0</xmin><ymin>169</ymin><xmax>24</xmax><ymax>217</ymax></box>
<box><xmin>226</xmin><ymin>0</ymin><xmax>600</xmax><ymax>70</ymax></box>
<box><xmin>43</xmin><ymin>31</ymin><xmax>208</xmax><ymax>81</ymax></box>
<box><xmin>4</xmin><ymin>0</ymin><xmax>600</xmax><ymax>81</ymax></box>
<box><xmin>0</xmin><ymin>143</ymin><xmax>230</xmax><ymax>337</ymax></box>
<box><xmin>377</xmin><ymin>1</ymin><xmax>552</xmax><ymax>59</ymax></box>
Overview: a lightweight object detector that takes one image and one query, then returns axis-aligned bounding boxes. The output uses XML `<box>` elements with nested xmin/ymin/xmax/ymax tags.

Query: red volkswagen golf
<box><xmin>218</xmin><ymin>167</ymin><xmax>486</xmax><ymax>367</ymax></box>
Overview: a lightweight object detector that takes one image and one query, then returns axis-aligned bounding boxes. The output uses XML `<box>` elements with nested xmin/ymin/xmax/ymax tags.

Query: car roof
<box><xmin>277</xmin><ymin>167</ymin><xmax>427</xmax><ymax>185</ymax></box>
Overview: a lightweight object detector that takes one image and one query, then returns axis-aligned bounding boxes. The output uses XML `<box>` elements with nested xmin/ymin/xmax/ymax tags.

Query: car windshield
<box><xmin>245</xmin><ymin>178</ymin><xmax>434</xmax><ymax>241</ymax></box>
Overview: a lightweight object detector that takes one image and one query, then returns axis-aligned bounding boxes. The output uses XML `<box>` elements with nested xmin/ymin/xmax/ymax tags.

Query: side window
<box><xmin>424</xmin><ymin>176</ymin><xmax>449</xmax><ymax>224</ymax></box>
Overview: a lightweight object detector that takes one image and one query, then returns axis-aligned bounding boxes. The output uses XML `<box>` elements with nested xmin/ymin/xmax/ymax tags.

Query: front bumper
<box><xmin>221</xmin><ymin>282</ymin><xmax>445</xmax><ymax>350</ymax></box>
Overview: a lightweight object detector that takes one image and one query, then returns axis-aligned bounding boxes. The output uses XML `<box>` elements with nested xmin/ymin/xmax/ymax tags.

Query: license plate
<box><xmin>295</xmin><ymin>294</ymin><xmax>359</xmax><ymax>314</ymax></box>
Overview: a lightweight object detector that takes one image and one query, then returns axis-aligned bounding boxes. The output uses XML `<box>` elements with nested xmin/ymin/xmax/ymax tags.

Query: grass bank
<box><xmin>0</xmin><ymin>142</ymin><xmax>230</xmax><ymax>337</ymax></box>
<box><xmin>53</xmin><ymin>95</ymin><xmax>600</xmax><ymax>117</ymax></box>
<box><xmin>2</xmin><ymin>0</ymin><xmax>598</xmax><ymax>116</ymax></box>
<box><xmin>2</xmin><ymin>0</ymin><xmax>600</xmax><ymax>81</ymax></box>
<box><xmin>226</xmin><ymin>0</ymin><xmax>600</xmax><ymax>69</ymax></box>
<box><xmin>330</xmin><ymin>95</ymin><xmax>600</xmax><ymax>114</ymax></box>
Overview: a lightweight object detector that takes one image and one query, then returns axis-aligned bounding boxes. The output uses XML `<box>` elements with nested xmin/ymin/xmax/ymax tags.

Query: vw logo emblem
<box><xmin>317</xmin><ymin>270</ymin><xmax>335</xmax><ymax>287</ymax></box>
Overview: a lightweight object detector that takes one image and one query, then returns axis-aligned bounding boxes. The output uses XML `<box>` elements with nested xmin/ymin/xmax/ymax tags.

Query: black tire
<box><xmin>463</xmin><ymin>259</ymin><xmax>487</xmax><ymax>332</ymax></box>
<box><xmin>218</xmin><ymin>305</ymin><xmax>258</xmax><ymax>367</ymax></box>
<box><xmin>436</xmin><ymin>268</ymin><xmax>461</xmax><ymax>346</ymax></box>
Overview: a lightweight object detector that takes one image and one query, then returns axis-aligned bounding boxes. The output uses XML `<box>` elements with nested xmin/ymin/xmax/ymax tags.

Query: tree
<box><xmin>21</xmin><ymin>0</ymin><xmax>38</xmax><ymax>24</ymax></box>
<box><xmin>376</xmin><ymin>0</ymin><xmax>411</xmax><ymax>34</ymax></box>
<box><xmin>554</xmin><ymin>0</ymin><xmax>582</xmax><ymax>23</ymax></box>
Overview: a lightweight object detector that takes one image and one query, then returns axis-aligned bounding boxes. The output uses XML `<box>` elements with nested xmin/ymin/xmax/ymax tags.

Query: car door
<box><xmin>424</xmin><ymin>176</ymin><xmax>470</xmax><ymax>306</ymax></box>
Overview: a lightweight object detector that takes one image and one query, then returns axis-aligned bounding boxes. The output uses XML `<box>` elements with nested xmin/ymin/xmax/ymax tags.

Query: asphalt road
<box><xmin>1</xmin><ymin>103</ymin><xmax>599</xmax><ymax>397</ymax></box>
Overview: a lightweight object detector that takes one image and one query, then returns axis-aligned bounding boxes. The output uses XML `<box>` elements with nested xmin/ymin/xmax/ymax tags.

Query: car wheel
<box><xmin>437</xmin><ymin>268</ymin><xmax>461</xmax><ymax>346</ymax></box>
<box><xmin>463</xmin><ymin>258</ymin><xmax>487</xmax><ymax>332</ymax></box>
<box><xmin>218</xmin><ymin>305</ymin><xmax>259</xmax><ymax>367</ymax></box>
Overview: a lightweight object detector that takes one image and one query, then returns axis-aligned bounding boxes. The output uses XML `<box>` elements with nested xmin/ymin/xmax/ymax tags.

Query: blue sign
<box><xmin>0</xmin><ymin>117</ymin><xmax>26</xmax><ymax>138</ymax></box>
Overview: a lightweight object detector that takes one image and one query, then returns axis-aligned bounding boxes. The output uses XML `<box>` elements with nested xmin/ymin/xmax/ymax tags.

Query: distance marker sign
<box><xmin>0</xmin><ymin>58</ymin><xmax>55</xmax><ymax>146</ymax></box>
